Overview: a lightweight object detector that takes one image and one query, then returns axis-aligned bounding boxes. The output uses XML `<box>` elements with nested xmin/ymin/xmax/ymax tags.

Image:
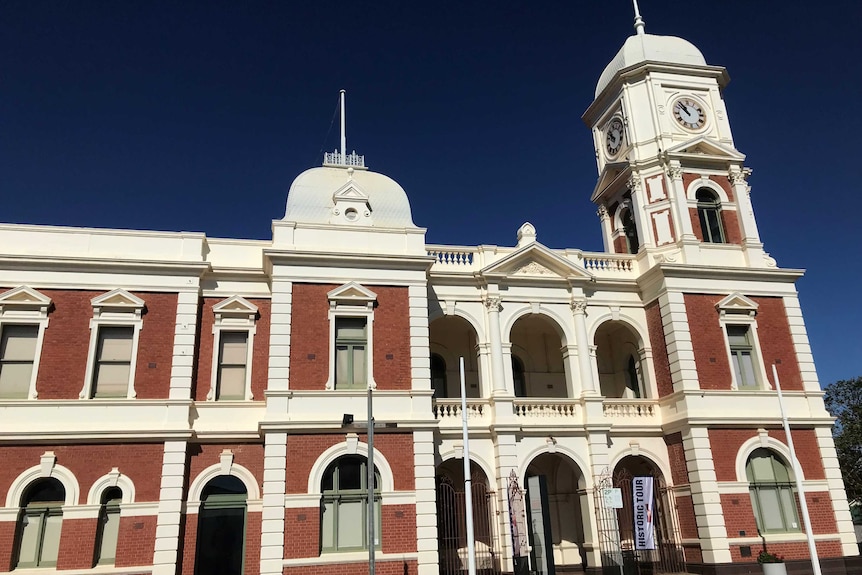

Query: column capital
<box><xmin>483</xmin><ymin>296</ymin><xmax>502</xmax><ymax>311</ymax></box>
<box><xmin>596</xmin><ymin>204</ymin><xmax>609</xmax><ymax>221</ymax></box>
<box><xmin>571</xmin><ymin>299</ymin><xmax>588</xmax><ymax>314</ymax></box>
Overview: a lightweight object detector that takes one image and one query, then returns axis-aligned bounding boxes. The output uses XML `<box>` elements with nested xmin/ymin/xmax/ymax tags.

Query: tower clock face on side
<box><xmin>605</xmin><ymin>117</ymin><xmax>624</xmax><ymax>157</ymax></box>
<box><xmin>672</xmin><ymin>97</ymin><xmax>707</xmax><ymax>131</ymax></box>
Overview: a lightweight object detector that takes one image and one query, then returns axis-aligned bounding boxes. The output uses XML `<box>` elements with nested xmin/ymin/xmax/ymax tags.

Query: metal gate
<box><xmin>436</xmin><ymin>475</ymin><xmax>503</xmax><ymax>575</ymax></box>
<box><xmin>594</xmin><ymin>468</ymin><xmax>687</xmax><ymax>575</ymax></box>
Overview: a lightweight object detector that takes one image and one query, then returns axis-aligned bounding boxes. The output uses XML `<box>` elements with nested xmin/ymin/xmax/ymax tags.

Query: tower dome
<box><xmin>595</xmin><ymin>33</ymin><xmax>707</xmax><ymax>97</ymax></box>
<box><xmin>283</xmin><ymin>164</ymin><xmax>417</xmax><ymax>228</ymax></box>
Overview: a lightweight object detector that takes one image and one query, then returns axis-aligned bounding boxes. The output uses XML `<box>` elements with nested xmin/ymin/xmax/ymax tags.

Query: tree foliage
<box><xmin>824</xmin><ymin>377</ymin><xmax>862</xmax><ymax>504</ymax></box>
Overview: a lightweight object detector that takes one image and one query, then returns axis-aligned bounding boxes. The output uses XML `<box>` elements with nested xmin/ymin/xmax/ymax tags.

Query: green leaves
<box><xmin>824</xmin><ymin>377</ymin><xmax>862</xmax><ymax>504</ymax></box>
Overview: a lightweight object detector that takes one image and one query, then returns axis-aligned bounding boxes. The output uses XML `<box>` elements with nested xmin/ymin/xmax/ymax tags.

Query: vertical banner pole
<box><xmin>460</xmin><ymin>357</ymin><xmax>477</xmax><ymax>575</ymax></box>
<box><xmin>367</xmin><ymin>386</ymin><xmax>375</xmax><ymax>575</ymax></box>
<box><xmin>772</xmin><ymin>364</ymin><xmax>821</xmax><ymax>575</ymax></box>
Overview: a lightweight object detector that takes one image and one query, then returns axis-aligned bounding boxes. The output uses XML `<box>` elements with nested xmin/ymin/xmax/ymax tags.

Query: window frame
<box><xmin>207</xmin><ymin>296</ymin><xmax>258</xmax><ymax>402</ymax></box>
<box><xmin>14</xmin><ymin>477</ymin><xmax>66</xmax><ymax>569</ymax></box>
<box><xmin>716</xmin><ymin>293</ymin><xmax>770</xmax><ymax>391</ymax></box>
<box><xmin>334</xmin><ymin>317</ymin><xmax>368</xmax><ymax>390</ymax></box>
<box><xmin>0</xmin><ymin>286</ymin><xmax>52</xmax><ymax>400</ymax></box>
<box><xmin>320</xmin><ymin>456</ymin><xmax>381</xmax><ymax>553</ymax></box>
<box><xmin>696</xmin><ymin>188</ymin><xmax>726</xmax><ymax>243</ymax></box>
<box><xmin>94</xmin><ymin>487</ymin><xmax>123</xmax><ymax>566</ymax></box>
<box><xmin>325</xmin><ymin>283</ymin><xmax>377</xmax><ymax>391</ymax></box>
<box><xmin>746</xmin><ymin>448</ymin><xmax>800</xmax><ymax>534</ymax></box>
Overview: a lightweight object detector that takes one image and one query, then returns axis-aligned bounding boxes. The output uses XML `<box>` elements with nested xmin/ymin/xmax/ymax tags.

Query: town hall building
<box><xmin>0</xmin><ymin>12</ymin><xmax>858</xmax><ymax>575</ymax></box>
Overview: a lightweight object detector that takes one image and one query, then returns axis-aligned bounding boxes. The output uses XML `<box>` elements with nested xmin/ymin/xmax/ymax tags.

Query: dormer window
<box><xmin>696</xmin><ymin>188</ymin><xmax>725</xmax><ymax>243</ymax></box>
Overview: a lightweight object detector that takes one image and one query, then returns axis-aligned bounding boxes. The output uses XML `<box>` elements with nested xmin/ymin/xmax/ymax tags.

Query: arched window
<box><xmin>431</xmin><ymin>354</ymin><xmax>447</xmax><ymax>398</ymax></box>
<box><xmin>321</xmin><ymin>456</ymin><xmax>380</xmax><ymax>552</ymax></box>
<box><xmin>626</xmin><ymin>355</ymin><xmax>641</xmax><ymax>398</ymax></box>
<box><xmin>622</xmin><ymin>208</ymin><xmax>639</xmax><ymax>254</ymax></box>
<box><xmin>95</xmin><ymin>486</ymin><xmax>122</xmax><ymax>565</ymax></box>
<box><xmin>194</xmin><ymin>475</ymin><xmax>248</xmax><ymax>575</ymax></box>
<box><xmin>745</xmin><ymin>449</ymin><xmax>799</xmax><ymax>533</ymax></box>
<box><xmin>696</xmin><ymin>189</ymin><xmax>725</xmax><ymax>243</ymax></box>
<box><xmin>512</xmin><ymin>355</ymin><xmax>526</xmax><ymax>397</ymax></box>
<box><xmin>15</xmin><ymin>478</ymin><xmax>65</xmax><ymax>568</ymax></box>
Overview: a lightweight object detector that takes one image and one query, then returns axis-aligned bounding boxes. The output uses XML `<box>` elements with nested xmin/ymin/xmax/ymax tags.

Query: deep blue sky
<box><xmin>1</xmin><ymin>1</ymin><xmax>860</xmax><ymax>386</ymax></box>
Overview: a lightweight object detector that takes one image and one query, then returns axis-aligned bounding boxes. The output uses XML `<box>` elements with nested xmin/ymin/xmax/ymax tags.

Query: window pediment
<box><xmin>664</xmin><ymin>136</ymin><xmax>745</xmax><ymax>162</ymax></box>
<box><xmin>91</xmin><ymin>289</ymin><xmax>145</xmax><ymax>319</ymax></box>
<box><xmin>328</xmin><ymin>282</ymin><xmax>377</xmax><ymax>308</ymax></box>
<box><xmin>213</xmin><ymin>295</ymin><xmax>258</xmax><ymax>325</ymax></box>
<box><xmin>716</xmin><ymin>292</ymin><xmax>758</xmax><ymax>317</ymax></box>
<box><xmin>0</xmin><ymin>286</ymin><xmax>52</xmax><ymax>318</ymax></box>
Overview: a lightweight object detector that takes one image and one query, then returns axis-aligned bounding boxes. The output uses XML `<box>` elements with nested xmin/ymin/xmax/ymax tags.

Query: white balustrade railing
<box><xmin>579</xmin><ymin>254</ymin><xmax>635</xmax><ymax>272</ymax></box>
<box><xmin>323</xmin><ymin>150</ymin><xmax>365</xmax><ymax>167</ymax></box>
<box><xmin>427</xmin><ymin>247</ymin><xmax>475</xmax><ymax>267</ymax></box>
<box><xmin>602</xmin><ymin>399</ymin><xmax>658</xmax><ymax>418</ymax></box>
<box><xmin>513</xmin><ymin>399</ymin><xmax>579</xmax><ymax>419</ymax></box>
<box><xmin>433</xmin><ymin>399</ymin><xmax>487</xmax><ymax>421</ymax></box>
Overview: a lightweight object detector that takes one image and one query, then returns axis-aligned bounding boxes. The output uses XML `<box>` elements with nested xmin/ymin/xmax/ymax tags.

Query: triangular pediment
<box><xmin>591</xmin><ymin>162</ymin><xmax>632</xmax><ymax>203</ymax></box>
<box><xmin>0</xmin><ymin>286</ymin><xmax>52</xmax><ymax>308</ymax></box>
<box><xmin>716</xmin><ymin>292</ymin><xmax>758</xmax><ymax>315</ymax></box>
<box><xmin>332</xmin><ymin>180</ymin><xmax>369</xmax><ymax>202</ymax></box>
<box><xmin>665</xmin><ymin>137</ymin><xmax>745</xmax><ymax>162</ymax></box>
<box><xmin>328</xmin><ymin>282</ymin><xmax>378</xmax><ymax>304</ymax></box>
<box><xmin>91</xmin><ymin>288</ymin><xmax>145</xmax><ymax>310</ymax></box>
<box><xmin>213</xmin><ymin>295</ymin><xmax>258</xmax><ymax>316</ymax></box>
<box><xmin>480</xmin><ymin>242</ymin><xmax>593</xmax><ymax>282</ymax></box>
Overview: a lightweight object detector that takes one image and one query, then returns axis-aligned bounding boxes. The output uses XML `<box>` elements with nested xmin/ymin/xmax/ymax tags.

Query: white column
<box><xmin>658</xmin><ymin>291</ymin><xmax>699</xmax><ymax>391</ymax></box>
<box><xmin>583</xmin><ymin>430</ymin><xmax>610</xmax><ymax>568</ymax></box>
<box><xmin>266</xmin><ymin>281</ymin><xmax>292</xmax><ymax>416</ymax></box>
<box><xmin>151</xmin><ymin>440</ymin><xmax>188</xmax><ymax>575</ymax></box>
<box><xmin>814</xmin><ymin>427</ymin><xmax>859</xmax><ymax>555</ymax></box>
<box><xmin>628</xmin><ymin>175</ymin><xmax>652</xmax><ymax>250</ymax></box>
<box><xmin>729</xmin><ymin>166</ymin><xmax>761</xmax><ymax>244</ymax></box>
<box><xmin>169</xmin><ymin>290</ymin><xmax>200</xmax><ymax>400</ymax></box>
<box><xmin>597</xmin><ymin>205</ymin><xmax>613</xmax><ymax>253</ymax></box>
<box><xmin>682</xmin><ymin>427</ymin><xmax>731</xmax><ymax>564</ymax></box>
<box><xmin>409</xmin><ymin>285</ymin><xmax>432</xmax><ymax>392</ymax></box>
<box><xmin>571</xmin><ymin>300</ymin><xmax>597</xmax><ymax>396</ymax></box>
<box><xmin>414</xmin><ymin>430</ymin><xmax>440</xmax><ymax>575</ymax></box>
<box><xmin>260</xmin><ymin>433</ymin><xmax>287</xmax><ymax>575</ymax></box>
<box><xmin>666</xmin><ymin>162</ymin><xmax>698</xmax><ymax>261</ymax></box>
<box><xmin>484</xmin><ymin>296</ymin><xmax>507</xmax><ymax>396</ymax></box>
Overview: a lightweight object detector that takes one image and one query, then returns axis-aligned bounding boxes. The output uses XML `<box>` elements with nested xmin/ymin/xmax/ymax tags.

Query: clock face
<box><xmin>605</xmin><ymin>118</ymin><xmax>624</xmax><ymax>157</ymax></box>
<box><xmin>672</xmin><ymin>97</ymin><xmax>707</xmax><ymax>130</ymax></box>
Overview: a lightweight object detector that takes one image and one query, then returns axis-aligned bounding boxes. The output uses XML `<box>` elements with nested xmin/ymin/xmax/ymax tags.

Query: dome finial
<box><xmin>632</xmin><ymin>0</ymin><xmax>646</xmax><ymax>35</ymax></box>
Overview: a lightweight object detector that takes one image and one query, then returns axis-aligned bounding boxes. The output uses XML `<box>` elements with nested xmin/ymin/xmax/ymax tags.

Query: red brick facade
<box><xmin>116</xmin><ymin>515</ymin><xmax>157</xmax><ymax>567</ymax></box>
<box><xmin>645</xmin><ymin>300</ymin><xmax>674</xmax><ymax>397</ymax></box>
<box><xmin>709</xmin><ymin>428</ymin><xmax>825</xmax><ymax>482</ymax></box>
<box><xmin>187</xmin><ymin>443</ymin><xmax>265</xmax><ymax>495</ymax></box>
<box><xmin>56</xmin><ymin>517</ymin><xmax>99</xmax><ymax>569</ymax></box>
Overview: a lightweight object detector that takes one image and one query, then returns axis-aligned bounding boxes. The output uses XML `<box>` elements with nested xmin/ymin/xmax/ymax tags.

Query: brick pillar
<box><xmin>0</xmin><ymin>510</ymin><xmax>18</xmax><ymax>571</ymax></box>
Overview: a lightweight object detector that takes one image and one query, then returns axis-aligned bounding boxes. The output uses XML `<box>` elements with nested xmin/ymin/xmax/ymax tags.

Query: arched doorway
<box><xmin>430</xmin><ymin>316</ymin><xmax>481</xmax><ymax>398</ymax></box>
<box><xmin>509</xmin><ymin>315</ymin><xmax>568</xmax><ymax>397</ymax></box>
<box><xmin>603</xmin><ymin>456</ymin><xmax>685</xmax><ymax>574</ymax></box>
<box><xmin>193</xmin><ymin>475</ymin><xmax>248</xmax><ymax>575</ymax></box>
<box><xmin>595</xmin><ymin>321</ymin><xmax>645</xmax><ymax>398</ymax></box>
<box><xmin>524</xmin><ymin>453</ymin><xmax>589</xmax><ymax>572</ymax></box>
<box><xmin>436</xmin><ymin>459</ymin><xmax>501</xmax><ymax>575</ymax></box>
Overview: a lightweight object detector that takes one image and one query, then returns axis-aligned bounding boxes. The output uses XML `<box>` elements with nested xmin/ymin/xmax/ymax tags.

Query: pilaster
<box><xmin>409</xmin><ymin>285</ymin><xmax>431</xmax><ymax>393</ymax></box>
<box><xmin>628</xmin><ymin>175</ymin><xmax>653</xmax><ymax>250</ymax></box>
<box><xmin>168</xmin><ymin>290</ymin><xmax>200</xmax><ymax>400</ymax></box>
<box><xmin>681</xmin><ymin>427</ymin><xmax>731</xmax><ymax>564</ymax></box>
<box><xmin>728</xmin><ymin>167</ymin><xmax>766</xmax><ymax>267</ymax></box>
<box><xmin>584</xmin><ymin>421</ymin><xmax>611</xmax><ymax>568</ymax></box>
<box><xmin>151</xmin><ymin>440</ymin><xmax>188</xmax><ymax>575</ymax></box>
<box><xmin>414</xmin><ymin>430</ymin><xmax>439</xmax><ymax>575</ymax></box>
<box><xmin>658</xmin><ymin>291</ymin><xmax>699</xmax><ymax>391</ymax></box>
<box><xmin>782</xmin><ymin>295</ymin><xmax>823</xmax><ymax>393</ymax></box>
<box><xmin>492</xmin><ymin>432</ymin><xmax>519</xmax><ymax>573</ymax></box>
<box><xmin>260</xmin><ymin>432</ymin><xmax>287</xmax><ymax>575</ymax></box>
<box><xmin>813</xmin><ymin>427</ymin><xmax>859</xmax><ymax>555</ymax></box>
<box><xmin>266</xmin><ymin>281</ymin><xmax>292</xmax><ymax>415</ymax></box>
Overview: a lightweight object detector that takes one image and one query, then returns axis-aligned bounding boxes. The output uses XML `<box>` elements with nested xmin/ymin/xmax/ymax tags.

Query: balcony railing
<box><xmin>602</xmin><ymin>399</ymin><xmax>658</xmax><ymax>418</ymax></box>
<box><xmin>433</xmin><ymin>399</ymin><xmax>488</xmax><ymax>422</ymax></box>
<box><xmin>513</xmin><ymin>399</ymin><xmax>580</xmax><ymax>419</ymax></box>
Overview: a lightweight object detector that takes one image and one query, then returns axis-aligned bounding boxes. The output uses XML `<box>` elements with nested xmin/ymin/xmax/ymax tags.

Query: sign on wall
<box><xmin>632</xmin><ymin>476</ymin><xmax>655</xmax><ymax>550</ymax></box>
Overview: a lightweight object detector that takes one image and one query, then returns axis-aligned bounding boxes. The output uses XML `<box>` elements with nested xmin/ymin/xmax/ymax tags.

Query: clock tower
<box><xmin>582</xmin><ymin>9</ymin><xmax>769</xmax><ymax>269</ymax></box>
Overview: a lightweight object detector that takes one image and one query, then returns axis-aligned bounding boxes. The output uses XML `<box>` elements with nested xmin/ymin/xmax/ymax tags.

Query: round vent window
<box><xmin>344</xmin><ymin>208</ymin><xmax>358</xmax><ymax>221</ymax></box>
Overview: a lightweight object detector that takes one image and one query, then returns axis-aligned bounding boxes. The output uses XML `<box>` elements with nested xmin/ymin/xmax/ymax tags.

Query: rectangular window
<box><xmin>728</xmin><ymin>325</ymin><xmax>758</xmax><ymax>389</ymax></box>
<box><xmin>0</xmin><ymin>324</ymin><xmax>38</xmax><ymax>399</ymax></box>
<box><xmin>217</xmin><ymin>331</ymin><xmax>248</xmax><ymax>400</ymax></box>
<box><xmin>96</xmin><ymin>500</ymin><xmax>121</xmax><ymax>565</ymax></box>
<box><xmin>92</xmin><ymin>326</ymin><xmax>134</xmax><ymax>398</ymax></box>
<box><xmin>17</xmin><ymin>507</ymin><xmax>62</xmax><ymax>568</ymax></box>
<box><xmin>335</xmin><ymin>318</ymin><xmax>367</xmax><ymax>389</ymax></box>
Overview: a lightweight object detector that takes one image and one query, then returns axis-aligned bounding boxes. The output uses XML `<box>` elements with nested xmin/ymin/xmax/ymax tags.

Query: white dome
<box><xmin>596</xmin><ymin>34</ymin><xmax>707</xmax><ymax>97</ymax></box>
<box><xmin>283</xmin><ymin>166</ymin><xmax>416</xmax><ymax>228</ymax></box>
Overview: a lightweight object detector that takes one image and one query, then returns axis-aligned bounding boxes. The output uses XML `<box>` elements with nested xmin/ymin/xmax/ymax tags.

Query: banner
<box><xmin>632</xmin><ymin>476</ymin><xmax>655</xmax><ymax>550</ymax></box>
<box><xmin>507</xmin><ymin>471</ymin><xmax>529</xmax><ymax>559</ymax></box>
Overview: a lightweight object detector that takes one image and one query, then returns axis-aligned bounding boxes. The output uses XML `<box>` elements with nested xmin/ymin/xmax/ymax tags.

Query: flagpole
<box><xmin>340</xmin><ymin>89</ymin><xmax>346</xmax><ymax>160</ymax></box>
<box><xmin>772</xmin><ymin>364</ymin><xmax>821</xmax><ymax>575</ymax></box>
<box><xmin>460</xmin><ymin>357</ymin><xmax>477</xmax><ymax>575</ymax></box>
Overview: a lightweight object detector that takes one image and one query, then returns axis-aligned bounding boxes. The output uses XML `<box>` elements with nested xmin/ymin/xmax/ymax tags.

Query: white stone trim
<box><xmin>0</xmin><ymin>286</ymin><xmax>52</xmax><ymax>400</ymax></box>
<box><xmin>282</xmin><ymin>551</ymin><xmax>419</xmax><ymax>567</ymax></box>
<box><xmin>6</xmin><ymin>459</ymin><xmax>80</xmax><ymax>507</ymax></box>
<box><xmin>188</xmin><ymin>458</ymin><xmax>261</xmax><ymax>503</ymax></box>
<box><xmin>306</xmin><ymin>440</ymin><xmax>394</xmax><ymax>494</ymax></box>
<box><xmin>169</xmin><ymin>290</ymin><xmax>200</xmax><ymax>400</ymax></box>
<box><xmin>437</xmin><ymin>449</ymin><xmax>499</xmax><ymax>488</ymax></box>
<box><xmin>62</xmin><ymin>504</ymin><xmax>101</xmax><ymax>520</ymax></box>
<box><xmin>81</xmin><ymin>289</ymin><xmax>145</xmax><ymax>400</ymax></box>
<box><xmin>716</xmin><ymin>300</ymin><xmax>770</xmax><ymax>391</ymax></box>
<box><xmin>734</xmin><ymin>432</ymin><xmax>803</xmax><ymax>482</ymax></box>
<box><xmin>517</xmin><ymin>444</ymin><xmax>593</xmax><ymax>490</ymax></box>
<box><xmin>208</xmin><ymin>296</ymin><xmax>258</xmax><ymax>401</ymax></box>
<box><xmin>608</xmin><ymin>448</ymin><xmax>674</xmax><ymax>487</ymax></box>
<box><xmin>500</xmin><ymin>303</ymin><xmax>574</xmax><ymax>348</ymax></box>
<box><xmin>684</xmin><ymin>174</ymin><xmax>731</xmax><ymax>204</ymax></box>
<box><xmin>325</xmin><ymin>283</ymin><xmax>377</xmax><ymax>390</ymax></box>
<box><xmin>86</xmin><ymin>468</ymin><xmax>136</xmax><ymax>505</ymax></box>
<box><xmin>119</xmin><ymin>501</ymin><xmax>159</xmax><ymax>517</ymax></box>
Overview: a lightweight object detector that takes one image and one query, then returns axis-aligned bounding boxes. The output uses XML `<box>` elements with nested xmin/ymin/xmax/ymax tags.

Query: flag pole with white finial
<box><xmin>632</xmin><ymin>0</ymin><xmax>646</xmax><ymax>35</ymax></box>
